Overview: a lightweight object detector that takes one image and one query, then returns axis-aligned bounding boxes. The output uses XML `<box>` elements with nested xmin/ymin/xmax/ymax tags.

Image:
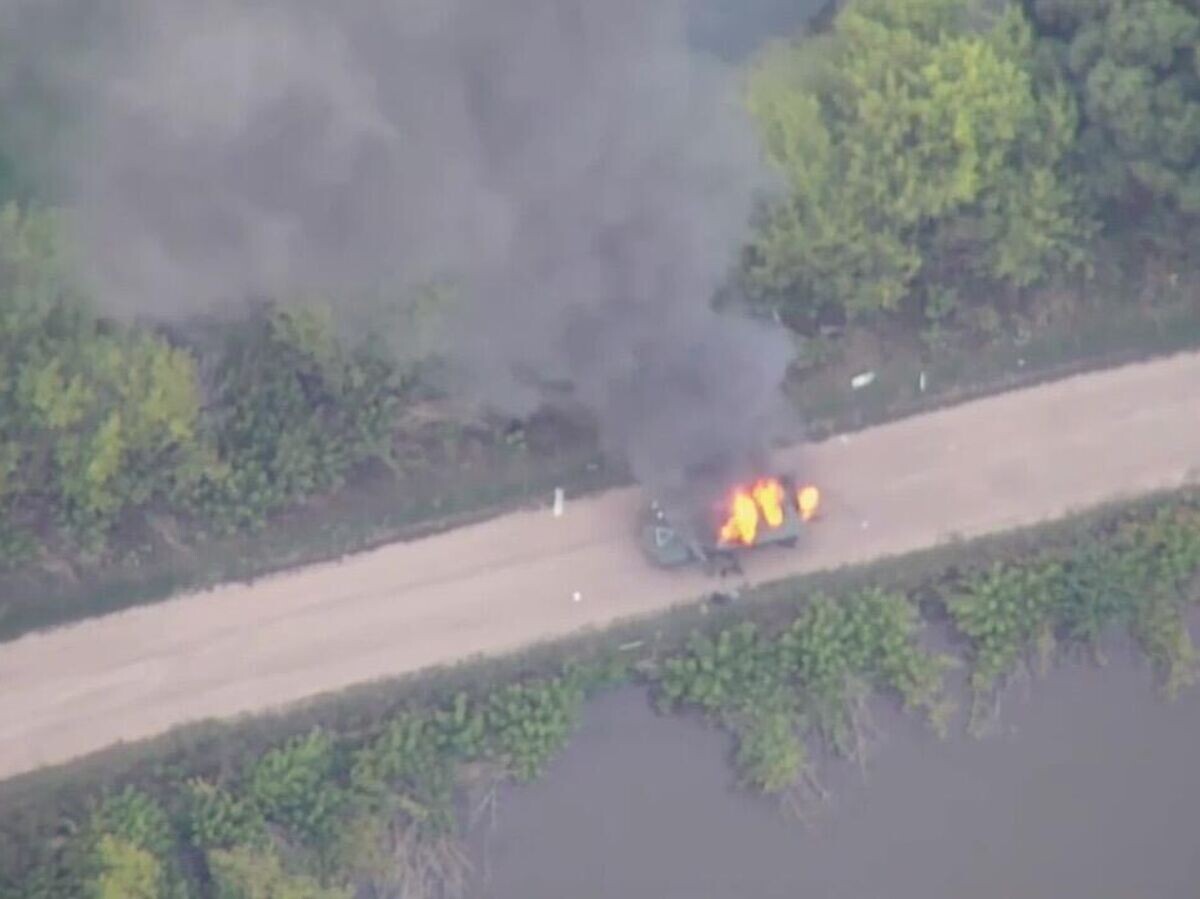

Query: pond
<box><xmin>468</xmin><ymin>644</ymin><xmax>1200</xmax><ymax>899</ymax></box>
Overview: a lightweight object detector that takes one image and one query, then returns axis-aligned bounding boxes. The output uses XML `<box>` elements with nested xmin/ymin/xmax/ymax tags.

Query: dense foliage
<box><xmin>1026</xmin><ymin>0</ymin><xmax>1200</xmax><ymax>241</ymax></box>
<box><xmin>175</xmin><ymin>304</ymin><xmax>405</xmax><ymax>536</ymax></box>
<box><xmin>0</xmin><ymin>204</ymin><xmax>408</xmax><ymax>568</ymax></box>
<box><xmin>0</xmin><ymin>205</ymin><xmax>205</xmax><ymax>561</ymax></box>
<box><xmin>948</xmin><ymin>503</ymin><xmax>1200</xmax><ymax>723</ymax></box>
<box><xmin>5</xmin><ymin>672</ymin><xmax>585</xmax><ymax>899</ymax></box>
<box><xmin>744</xmin><ymin>0</ymin><xmax>1096</xmax><ymax>330</ymax></box>
<box><xmin>656</xmin><ymin>589</ymin><xmax>951</xmax><ymax>791</ymax></box>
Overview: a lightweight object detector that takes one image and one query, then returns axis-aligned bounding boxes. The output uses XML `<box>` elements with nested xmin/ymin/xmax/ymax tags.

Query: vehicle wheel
<box><xmin>720</xmin><ymin>554</ymin><xmax>742</xmax><ymax>577</ymax></box>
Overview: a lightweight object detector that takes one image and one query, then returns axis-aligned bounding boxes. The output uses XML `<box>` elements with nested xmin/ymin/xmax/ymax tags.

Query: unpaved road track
<box><xmin>1</xmin><ymin>352</ymin><xmax>1198</xmax><ymax>781</ymax></box>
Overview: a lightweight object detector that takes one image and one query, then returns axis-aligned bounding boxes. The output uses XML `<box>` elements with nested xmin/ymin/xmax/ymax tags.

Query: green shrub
<box><xmin>207</xmin><ymin>846</ymin><xmax>350</xmax><ymax>899</ymax></box>
<box><xmin>182</xmin><ymin>779</ymin><xmax>266</xmax><ymax>851</ymax></box>
<box><xmin>658</xmin><ymin>622</ymin><xmax>787</xmax><ymax>717</ymax></box>
<box><xmin>430</xmin><ymin>691</ymin><xmax>489</xmax><ymax>760</ymax></box>
<box><xmin>734</xmin><ymin>707</ymin><xmax>806</xmax><ymax>795</ymax></box>
<box><xmin>947</xmin><ymin>561</ymin><xmax>1065</xmax><ymax>695</ymax></box>
<box><xmin>90</xmin><ymin>787</ymin><xmax>174</xmax><ymax>861</ymax></box>
<box><xmin>349</xmin><ymin>714</ymin><xmax>457</xmax><ymax>834</ymax></box>
<box><xmin>947</xmin><ymin>503</ymin><xmax>1200</xmax><ymax>708</ymax></box>
<box><xmin>247</xmin><ymin>730</ymin><xmax>348</xmax><ymax>846</ymax></box>
<box><xmin>484</xmin><ymin>677</ymin><xmax>584</xmax><ymax>782</ymax></box>
<box><xmin>91</xmin><ymin>835</ymin><xmax>162</xmax><ymax>899</ymax></box>
<box><xmin>657</xmin><ymin>590</ymin><xmax>950</xmax><ymax>787</ymax></box>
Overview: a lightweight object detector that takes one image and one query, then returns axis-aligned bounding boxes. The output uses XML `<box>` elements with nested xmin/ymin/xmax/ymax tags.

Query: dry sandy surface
<box><xmin>2</xmin><ymin>352</ymin><xmax>1199</xmax><ymax>782</ymax></box>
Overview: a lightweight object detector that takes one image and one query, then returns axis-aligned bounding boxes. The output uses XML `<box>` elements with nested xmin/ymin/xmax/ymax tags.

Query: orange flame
<box><xmin>751</xmin><ymin>478</ymin><xmax>785</xmax><ymax>528</ymax></box>
<box><xmin>797</xmin><ymin>484</ymin><xmax>821</xmax><ymax>521</ymax></box>
<box><xmin>718</xmin><ymin>489</ymin><xmax>760</xmax><ymax>546</ymax></box>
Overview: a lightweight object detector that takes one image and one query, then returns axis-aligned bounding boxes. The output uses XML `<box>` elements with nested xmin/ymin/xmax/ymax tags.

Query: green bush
<box><xmin>657</xmin><ymin>590</ymin><xmax>951</xmax><ymax>787</ymax></box>
<box><xmin>0</xmin><ymin>204</ymin><xmax>413</xmax><ymax>569</ymax></box>
<box><xmin>177</xmin><ymin>304</ymin><xmax>404</xmax><ymax>535</ymax></box>
<box><xmin>431</xmin><ymin>691</ymin><xmax>489</xmax><ymax>760</ymax></box>
<box><xmin>349</xmin><ymin>714</ymin><xmax>457</xmax><ymax>834</ymax></box>
<box><xmin>484</xmin><ymin>677</ymin><xmax>584</xmax><ymax>782</ymax></box>
<box><xmin>735</xmin><ymin>708</ymin><xmax>806</xmax><ymax>794</ymax></box>
<box><xmin>247</xmin><ymin>730</ymin><xmax>348</xmax><ymax>846</ymax></box>
<box><xmin>947</xmin><ymin>560</ymin><xmax>1065</xmax><ymax>694</ymax></box>
<box><xmin>182</xmin><ymin>779</ymin><xmax>267</xmax><ymax>851</ymax></box>
<box><xmin>207</xmin><ymin>846</ymin><xmax>350</xmax><ymax>899</ymax></box>
<box><xmin>947</xmin><ymin>503</ymin><xmax>1200</xmax><ymax>709</ymax></box>
<box><xmin>90</xmin><ymin>835</ymin><xmax>163</xmax><ymax>899</ymax></box>
<box><xmin>85</xmin><ymin>788</ymin><xmax>189</xmax><ymax>899</ymax></box>
<box><xmin>90</xmin><ymin>787</ymin><xmax>175</xmax><ymax>861</ymax></box>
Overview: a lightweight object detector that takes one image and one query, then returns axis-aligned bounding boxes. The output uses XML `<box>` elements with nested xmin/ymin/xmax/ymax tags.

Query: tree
<box><xmin>1027</xmin><ymin>0</ymin><xmax>1200</xmax><ymax>237</ymax></box>
<box><xmin>744</xmin><ymin>0</ymin><xmax>1094</xmax><ymax>328</ymax></box>
<box><xmin>25</xmin><ymin>330</ymin><xmax>203</xmax><ymax>538</ymax></box>
<box><xmin>207</xmin><ymin>847</ymin><xmax>350</xmax><ymax>899</ymax></box>
<box><xmin>177</xmin><ymin>302</ymin><xmax>403</xmax><ymax>534</ymax></box>
<box><xmin>246</xmin><ymin>730</ymin><xmax>348</xmax><ymax>846</ymax></box>
<box><xmin>183</xmin><ymin>779</ymin><xmax>267</xmax><ymax>851</ymax></box>
<box><xmin>91</xmin><ymin>835</ymin><xmax>162</xmax><ymax>899</ymax></box>
<box><xmin>0</xmin><ymin>202</ymin><xmax>206</xmax><ymax>558</ymax></box>
<box><xmin>90</xmin><ymin>787</ymin><xmax>176</xmax><ymax>863</ymax></box>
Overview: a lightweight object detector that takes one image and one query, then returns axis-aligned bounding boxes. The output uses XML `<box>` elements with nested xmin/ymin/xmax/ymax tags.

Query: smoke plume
<box><xmin>15</xmin><ymin>0</ymin><xmax>799</xmax><ymax>495</ymax></box>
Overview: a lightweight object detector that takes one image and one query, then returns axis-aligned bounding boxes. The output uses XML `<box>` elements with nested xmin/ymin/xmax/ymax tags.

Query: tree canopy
<box><xmin>1027</xmin><ymin>0</ymin><xmax>1200</xmax><ymax>235</ymax></box>
<box><xmin>744</xmin><ymin>0</ymin><xmax>1095</xmax><ymax>327</ymax></box>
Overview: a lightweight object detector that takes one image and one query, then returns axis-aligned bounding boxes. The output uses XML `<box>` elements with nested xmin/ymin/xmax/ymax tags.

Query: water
<box><xmin>468</xmin><ymin>645</ymin><xmax>1200</xmax><ymax>899</ymax></box>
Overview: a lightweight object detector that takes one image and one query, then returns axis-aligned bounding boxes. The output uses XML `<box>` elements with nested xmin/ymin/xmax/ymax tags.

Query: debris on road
<box><xmin>572</xmin><ymin>591</ymin><xmax>582</xmax><ymax>602</ymax></box>
<box><xmin>709</xmin><ymin>589</ymin><xmax>740</xmax><ymax>606</ymax></box>
<box><xmin>851</xmin><ymin>370</ymin><xmax>876</xmax><ymax>390</ymax></box>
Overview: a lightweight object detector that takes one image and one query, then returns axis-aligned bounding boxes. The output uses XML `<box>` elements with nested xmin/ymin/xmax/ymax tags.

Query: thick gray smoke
<box><xmin>17</xmin><ymin>0</ymin><xmax>798</xmax><ymax>494</ymax></box>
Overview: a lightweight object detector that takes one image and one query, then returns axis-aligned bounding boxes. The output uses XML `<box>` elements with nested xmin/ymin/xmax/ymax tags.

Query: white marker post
<box><xmin>553</xmin><ymin>487</ymin><xmax>565</xmax><ymax>518</ymax></box>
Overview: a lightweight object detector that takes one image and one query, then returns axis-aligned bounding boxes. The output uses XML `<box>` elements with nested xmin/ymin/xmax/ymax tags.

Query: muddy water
<box><xmin>469</xmin><ymin>647</ymin><xmax>1200</xmax><ymax>899</ymax></box>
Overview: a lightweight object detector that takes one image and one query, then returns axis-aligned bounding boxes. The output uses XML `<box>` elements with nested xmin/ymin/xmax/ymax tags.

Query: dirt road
<box><xmin>1</xmin><ymin>352</ymin><xmax>1198</xmax><ymax>781</ymax></box>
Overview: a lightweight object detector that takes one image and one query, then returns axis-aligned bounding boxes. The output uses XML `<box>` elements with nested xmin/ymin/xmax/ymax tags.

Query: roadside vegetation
<box><xmin>4</xmin><ymin>490</ymin><xmax>1198</xmax><ymax>897</ymax></box>
<box><xmin>0</xmin><ymin>0</ymin><xmax>1199</xmax><ymax>636</ymax></box>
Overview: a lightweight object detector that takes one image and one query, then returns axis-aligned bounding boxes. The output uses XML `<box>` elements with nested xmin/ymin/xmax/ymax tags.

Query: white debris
<box><xmin>553</xmin><ymin>487</ymin><xmax>565</xmax><ymax>518</ymax></box>
<box><xmin>839</xmin><ymin>434</ymin><xmax>850</xmax><ymax>445</ymax></box>
<box><xmin>572</xmin><ymin>591</ymin><xmax>583</xmax><ymax>602</ymax></box>
<box><xmin>850</xmin><ymin>370</ymin><xmax>876</xmax><ymax>390</ymax></box>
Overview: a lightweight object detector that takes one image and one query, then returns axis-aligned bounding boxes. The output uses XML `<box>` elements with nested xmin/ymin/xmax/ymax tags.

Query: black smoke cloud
<box><xmin>17</xmin><ymin>0</ymin><xmax>798</xmax><ymax>494</ymax></box>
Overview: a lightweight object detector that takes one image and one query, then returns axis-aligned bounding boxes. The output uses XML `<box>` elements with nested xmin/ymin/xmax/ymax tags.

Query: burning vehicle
<box><xmin>637</xmin><ymin>454</ymin><xmax>820</xmax><ymax>576</ymax></box>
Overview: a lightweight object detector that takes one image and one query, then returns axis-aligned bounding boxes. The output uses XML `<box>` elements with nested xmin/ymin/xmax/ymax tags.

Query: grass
<box><xmin>4</xmin><ymin>486</ymin><xmax>1198</xmax><ymax>896</ymax></box>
